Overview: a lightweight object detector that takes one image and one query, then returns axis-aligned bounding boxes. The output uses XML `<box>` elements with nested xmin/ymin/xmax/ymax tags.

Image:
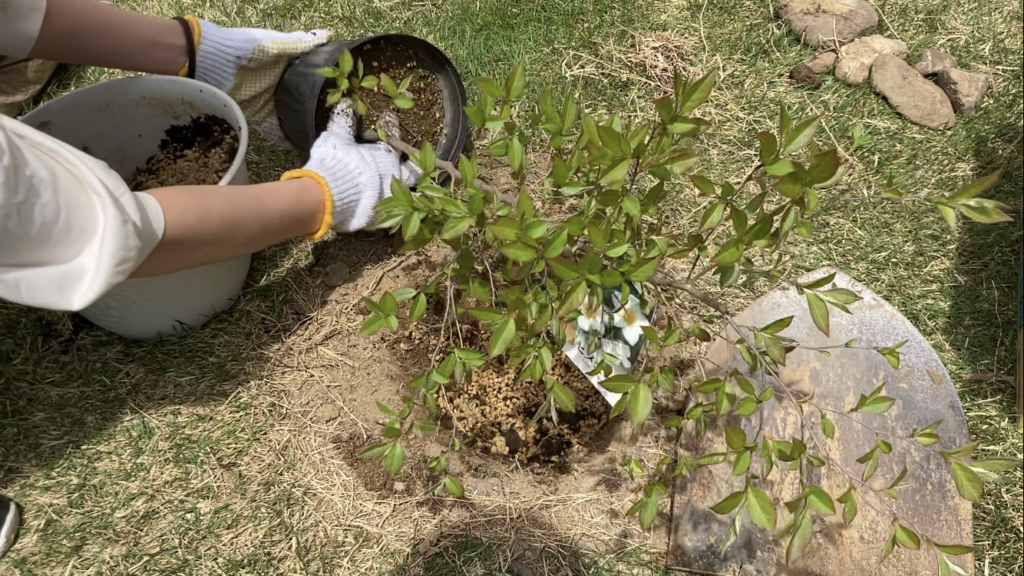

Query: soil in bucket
<box><xmin>314</xmin><ymin>41</ymin><xmax>444</xmax><ymax>148</ymax></box>
<box><xmin>129</xmin><ymin>114</ymin><xmax>239</xmax><ymax>191</ymax></box>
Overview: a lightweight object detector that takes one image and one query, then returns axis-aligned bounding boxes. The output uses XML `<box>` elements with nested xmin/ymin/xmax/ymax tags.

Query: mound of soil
<box><xmin>129</xmin><ymin>114</ymin><xmax>237</xmax><ymax>191</ymax></box>
<box><xmin>315</xmin><ymin>41</ymin><xmax>444</xmax><ymax>147</ymax></box>
<box><xmin>397</xmin><ymin>322</ymin><xmax>611</xmax><ymax>465</ymax></box>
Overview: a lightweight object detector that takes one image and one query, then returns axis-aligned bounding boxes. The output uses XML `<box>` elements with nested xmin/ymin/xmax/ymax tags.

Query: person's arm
<box><xmin>133</xmin><ymin>179</ymin><xmax>323</xmax><ymax>278</ymax></box>
<box><xmin>1</xmin><ymin>114</ymin><xmax>324</xmax><ymax>310</ymax></box>
<box><xmin>27</xmin><ymin>0</ymin><xmax>189</xmax><ymax>75</ymax></box>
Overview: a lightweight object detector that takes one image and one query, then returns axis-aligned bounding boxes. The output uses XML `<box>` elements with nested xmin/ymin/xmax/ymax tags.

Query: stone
<box><xmin>834</xmin><ymin>35</ymin><xmax>907</xmax><ymax>86</ymax></box>
<box><xmin>790</xmin><ymin>62</ymin><xmax>822</xmax><ymax>88</ymax></box>
<box><xmin>776</xmin><ymin>0</ymin><xmax>878</xmax><ymax>48</ymax></box>
<box><xmin>935</xmin><ymin>68</ymin><xmax>990</xmax><ymax>116</ymax></box>
<box><xmin>312</xmin><ymin>404</ymin><xmax>341</xmax><ymax>423</ymax></box>
<box><xmin>803</xmin><ymin>50</ymin><xmax>838</xmax><ymax>74</ymax></box>
<box><xmin>323</xmin><ymin>262</ymin><xmax>351</xmax><ymax>287</ymax></box>
<box><xmin>870</xmin><ymin>54</ymin><xmax>956</xmax><ymax>129</ymax></box>
<box><xmin>914</xmin><ymin>48</ymin><xmax>958</xmax><ymax>76</ymax></box>
<box><xmin>393</xmin><ymin>481</ymin><xmax>407</xmax><ymax>492</ymax></box>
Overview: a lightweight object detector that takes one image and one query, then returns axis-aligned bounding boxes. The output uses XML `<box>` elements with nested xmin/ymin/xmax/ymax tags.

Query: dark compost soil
<box><xmin>314</xmin><ymin>41</ymin><xmax>445</xmax><ymax>147</ymax></box>
<box><xmin>129</xmin><ymin>114</ymin><xmax>238</xmax><ymax>191</ymax></box>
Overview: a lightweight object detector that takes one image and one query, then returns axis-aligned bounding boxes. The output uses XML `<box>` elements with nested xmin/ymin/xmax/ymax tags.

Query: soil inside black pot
<box><xmin>314</xmin><ymin>41</ymin><xmax>445</xmax><ymax>148</ymax></box>
<box><xmin>129</xmin><ymin>114</ymin><xmax>238</xmax><ymax>191</ymax></box>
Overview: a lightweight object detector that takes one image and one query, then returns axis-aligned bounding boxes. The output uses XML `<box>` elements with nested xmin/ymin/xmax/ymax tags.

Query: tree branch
<box><xmin>652</xmin><ymin>275</ymin><xmax>734</xmax><ymax>316</ymax></box>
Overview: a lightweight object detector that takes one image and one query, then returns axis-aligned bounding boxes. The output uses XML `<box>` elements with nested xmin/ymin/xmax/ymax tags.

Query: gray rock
<box><xmin>870</xmin><ymin>54</ymin><xmax>956</xmax><ymax>129</ymax></box>
<box><xmin>914</xmin><ymin>48</ymin><xmax>958</xmax><ymax>76</ymax></box>
<box><xmin>834</xmin><ymin>35</ymin><xmax>907</xmax><ymax>86</ymax></box>
<box><xmin>804</xmin><ymin>50</ymin><xmax>838</xmax><ymax>74</ymax></box>
<box><xmin>790</xmin><ymin>62</ymin><xmax>823</xmax><ymax>88</ymax></box>
<box><xmin>777</xmin><ymin>0</ymin><xmax>878</xmax><ymax>47</ymax></box>
<box><xmin>935</xmin><ymin>68</ymin><xmax>989</xmax><ymax>116</ymax></box>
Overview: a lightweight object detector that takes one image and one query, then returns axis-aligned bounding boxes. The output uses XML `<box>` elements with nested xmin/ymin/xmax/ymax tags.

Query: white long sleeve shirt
<box><xmin>2</xmin><ymin>0</ymin><xmax>165</xmax><ymax>311</ymax></box>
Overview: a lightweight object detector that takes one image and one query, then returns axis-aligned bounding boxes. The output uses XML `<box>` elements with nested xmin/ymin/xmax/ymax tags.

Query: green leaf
<box><xmin>803</xmin><ymin>486</ymin><xmax>835</xmax><ymax>515</ymax></box>
<box><xmin>601</xmin><ymin>375</ymin><xmax>636</xmax><ymax>394</ymax></box>
<box><xmin>600</xmin><ymin>159</ymin><xmax>630</xmax><ymax>185</ymax></box>
<box><xmin>734</xmin><ymin>396</ymin><xmax>758</xmax><ymax>416</ymax></box>
<box><xmin>950</xmin><ymin>461</ymin><xmax>983</xmax><ymax>502</ymax></box>
<box><xmin>558</xmin><ymin>280</ymin><xmax>588</xmax><ymax>315</ymax></box>
<box><xmin>551</xmin><ymin>382</ymin><xmax>576</xmax><ymax>412</ymax></box>
<box><xmin>501</xmin><ymin>241</ymin><xmax>539</xmax><ymax>263</ymax></box>
<box><xmin>628</xmin><ymin>383</ymin><xmax>653</xmax><ymax>423</ymax></box>
<box><xmin>689</xmin><ymin>175</ymin><xmax>717</xmax><ymax>197</ymax></box>
<box><xmin>543</xmin><ymin>227</ymin><xmax>569</xmax><ymax>258</ymax></box>
<box><xmin>626</xmin><ymin>257</ymin><xmax>660</xmax><ymax>282</ymax></box>
<box><xmin>360</xmin><ymin>75</ymin><xmax>378</xmax><ymax>89</ymax></box>
<box><xmin>359</xmin><ymin>315</ymin><xmax>385</xmax><ymax>336</ymax></box>
<box><xmin>408</xmin><ymin>293</ymin><xmax>427</xmax><ymax>322</ymax></box>
<box><xmin>765</xmin><ymin>159</ymin><xmax>795</xmax><ymax>177</ymax></box>
<box><xmin>316</xmin><ymin>66</ymin><xmax>340</xmax><ymax>78</ymax></box>
<box><xmin>894</xmin><ymin>525</ymin><xmax>920</xmax><ymax>550</ymax></box>
<box><xmin>971</xmin><ymin>457</ymin><xmax>1023</xmax><ymax>472</ymax></box>
<box><xmin>933</xmin><ymin>544</ymin><xmax>975</xmax><ymax>556</ymax></box>
<box><xmin>489</xmin><ymin>317</ymin><xmax>516</xmax><ymax>357</ymax></box>
<box><xmin>444</xmin><ymin>475</ymin><xmax>465</xmax><ymax>498</ymax></box>
<box><xmin>439</xmin><ymin>216</ymin><xmax>474</xmax><ymax>240</ymax></box>
<box><xmin>862</xmin><ymin>451</ymin><xmax>879</xmax><ymax>482</ymax></box>
<box><xmin>392</xmin><ymin>95</ymin><xmax>414</xmax><ymax>109</ymax></box>
<box><xmin>821</xmin><ymin>415</ymin><xmax>835</xmax><ymax>439</ymax></box>
<box><xmin>476</xmin><ymin>77</ymin><xmax>505</xmax><ymax>98</ymax></box>
<box><xmin>760</xmin><ymin>316</ymin><xmax>794</xmax><ymax>335</ymax></box>
<box><xmin>713</xmin><ymin>238</ymin><xmax>745</xmax><ymax>266</ymax></box>
<box><xmin>806</xmin><ymin>292</ymin><xmax>829</xmax><ymax>337</ymax></box>
<box><xmin>547</xmin><ymin>257</ymin><xmax>579</xmax><ymax>280</ymax></box>
<box><xmin>338</xmin><ymin>50</ymin><xmax>354</xmax><ymax>77</ymax></box>
<box><xmin>852</xmin><ymin>396</ymin><xmax>896</xmax><ymax>414</ymax></box>
<box><xmin>505</xmin><ymin>63</ymin><xmax>526</xmax><ymax>99</ymax></box>
<box><xmin>838</xmin><ymin>489</ymin><xmax>858</xmax><ymax>524</ymax></box>
<box><xmin>725</xmin><ymin>425</ymin><xmax>747</xmax><ymax>451</ymax></box>
<box><xmin>359</xmin><ymin>443</ymin><xmax>391</xmax><ymax>458</ymax></box>
<box><xmin>379</xmin><ymin>292</ymin><xmax>398</xmax><ymax>315</ymax></box>
<box><xmin>778</xmin><ymin>173</ymin><xmax>804</xmax><ymax>199</ymax></box>
<box><xmin>937</xmin><ymin>204</ymin><xmax>958</xmax><ymax>231</ymax></box>
<box><xmin>679</xmin><ymin>70</ymin><xmax>716</xmax><ymax>114</ymax></box>
<box><xmin>746</xmin><ymin>486</ymin><xmax>776</xmax><ymax>531</ymax></box>
<box><xmin>700</xmin><ymin>202</ymin><xmax>726</xmax><ymax>231</ymax></box>
<box><xmin>783</xmin><ymin>116</ymin><xmax>820</xmax><ymax>154</ymax></box>
<box><xmin>733</xmin><ymin>449</ymin><xmax>751</xmax><ymax>475</ymax></box>
<box><xmin>325</xmin><ymin>89</ymin><xmax>343</xmax><ymax>106</ymax></box>
<box><xmin>950</xmin><ymin>171</ymin><xmax>1000</xmax><ymax>201</ymax></box>
<box><xmin>392</xmin><ymin>288</ymin><xmax>418</xmax><ymax>302</ymax></box>
<box><xmin>880</xmin><ymin>528</ymin><xmax>897</xmax><ymax>563</ymax></box>
<box><xmin>383</xmin><ymin>442</ymin><xmax>405</xmax><ymax>475</ymax></box>
<box><xmin>507</xmin><ymin>136</ymin><xmax>524</xmax><ymax>171</ymax></box>
<box><xmin>711</xmin><ymin>491</ymin><xmax>746</xmax><ymax>515</ymax></box>
<box><xmin>806</xmin><ymin>149</ymin><xmax>840</xmax><ymax>185</ymax></box>
<box><xmin>757</xmin><ymin>132</ymin><xmax>779</xmax><ymax>164</ymax></box>
<box><xmin>956</xmin><ymin>198</ymin><xmax>1013</xmax><ymax>223</ymax></box>
<box><xmin>819</xmin><ymin>288</ymin><xmax>861</xmax><ymax>306</ymax></box>
<box><xmin>786</xmin><ymin>512</ymin><xmax>813</xmax><ymax>565</ymax></box>
<box><xmin>639</xmin><ymin>494</ymin><xmax>659</xmax><ymax>529</ymax></box>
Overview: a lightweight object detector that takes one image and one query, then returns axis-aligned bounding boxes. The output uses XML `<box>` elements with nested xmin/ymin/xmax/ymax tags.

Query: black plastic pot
<box><xmin>275</xmin><ymin>34</ymin><xmax>468</xmax><ymax>164</ymax></box>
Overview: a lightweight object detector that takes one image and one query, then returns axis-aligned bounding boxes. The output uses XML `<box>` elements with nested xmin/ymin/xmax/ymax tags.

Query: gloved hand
<box><xmin>280</xmin><ymin>100</ymin><xmax>421</xmax><ymax>240</ymax></box>
<box><xmin>179</xmin><ymin>17</ymin><xmax>330</xmax><ymax>146</ymax></box>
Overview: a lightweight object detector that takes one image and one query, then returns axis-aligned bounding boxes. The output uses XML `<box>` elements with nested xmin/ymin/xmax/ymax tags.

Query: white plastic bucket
<box><xmin>20</xmin><ymin>76</ymin><xmax>252</xmax><ymax>340</ymax></box>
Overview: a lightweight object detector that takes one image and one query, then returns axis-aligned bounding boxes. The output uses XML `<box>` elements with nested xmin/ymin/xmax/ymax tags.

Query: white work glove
<box><xmin>182</xmin><ymin>17</ymin><xmax>330</xmax><ymax>145</ymax></box>
<box><xmin>281</xmin><ymin>100</ymin><xmax>421</xmax><ymax>239</ymax></box>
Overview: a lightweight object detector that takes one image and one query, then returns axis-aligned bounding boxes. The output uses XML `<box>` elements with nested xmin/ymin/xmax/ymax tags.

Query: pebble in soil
<box><xmin>129</xmin><ymin>114</ymin><xmax>237</xmax><ymax>191</ymax></box>
<box><xmin>400</xmin><ymin>323</ymin><xmax>610</xmax><ymax>465</ymax></box>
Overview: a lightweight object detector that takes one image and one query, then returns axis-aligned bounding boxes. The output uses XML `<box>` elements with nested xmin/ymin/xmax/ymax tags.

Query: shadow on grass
<box><xmin>949</xmin><ymin>118</ymin><xmax>1022</xmax><ymax>414</ymax></box>
<box><xmin>0</xmin><ymin>230</ymin><xmax>399</xmax><ymax>493</ymax></box>
<box><xmin>382</xmin><ymin>508</ymin><xmax>665</xmax><ymax>576</ymax></box>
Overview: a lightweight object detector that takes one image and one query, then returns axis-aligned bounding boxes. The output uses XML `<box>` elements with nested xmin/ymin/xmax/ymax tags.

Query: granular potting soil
<box><xmin>129</xmin><ymin>114</ymin><xmax>238</xmax><ymax>191</ymax></box>
<box><xmin>315</xmin><ymin>42</ymin><xmax>445</xmax><ymax>147</ymax></box>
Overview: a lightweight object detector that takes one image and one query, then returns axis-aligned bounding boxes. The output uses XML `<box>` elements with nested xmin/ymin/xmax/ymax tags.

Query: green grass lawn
<box><xmin>2</xmin><ymin>0</ymin><xmax>1021</xmax><ymax>574</ymax></box>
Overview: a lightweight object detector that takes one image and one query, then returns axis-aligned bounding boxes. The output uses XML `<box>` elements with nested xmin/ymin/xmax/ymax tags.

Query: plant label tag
<box><xmin>561</xmin><ymin>283</ymin><xmax>653</xmax><ymax>407</ymax></box>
